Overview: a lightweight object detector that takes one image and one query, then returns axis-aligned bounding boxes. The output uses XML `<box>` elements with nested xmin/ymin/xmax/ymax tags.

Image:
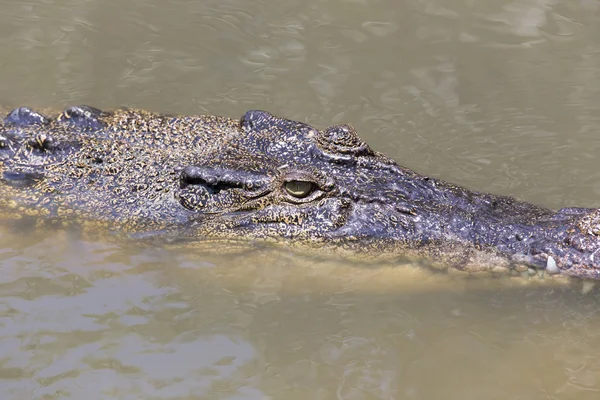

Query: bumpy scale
<box><xmin>1</xmin><ymin>105</ymin><xmax>599</xmax><ymax>280</ymax></box>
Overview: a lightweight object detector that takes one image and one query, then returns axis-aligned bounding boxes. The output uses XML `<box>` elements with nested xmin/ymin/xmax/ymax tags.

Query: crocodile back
<box><xmin>0</xmin><ymin>106</ymin><xmax>239</xmax><ymax>235</ymax></box>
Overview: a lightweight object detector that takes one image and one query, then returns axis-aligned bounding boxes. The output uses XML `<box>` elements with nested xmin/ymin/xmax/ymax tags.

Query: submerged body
<box><xmin>0</xmin><ymin>105</ymin><xmax>599</xmax><ymax>280</ymax></box>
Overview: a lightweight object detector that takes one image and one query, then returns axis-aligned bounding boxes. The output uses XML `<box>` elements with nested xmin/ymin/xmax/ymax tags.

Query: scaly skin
<box><xmin>1</xmin><ymin>105</ymin><xmax>600</xmax><ymax>280</ymax></box>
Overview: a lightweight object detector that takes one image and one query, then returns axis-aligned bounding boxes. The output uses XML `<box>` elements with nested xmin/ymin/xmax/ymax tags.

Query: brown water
<box><xmin>1</xmin><ymin>0</ymin><xmax>600</xmax><ymax>398</ymax></box>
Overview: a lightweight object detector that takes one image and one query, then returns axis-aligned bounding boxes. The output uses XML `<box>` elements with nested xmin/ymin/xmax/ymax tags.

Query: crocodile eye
<box><xmin>284</xmin><ymin>180</ymin><xmax>315</xmax><ymax>198</ymax></box>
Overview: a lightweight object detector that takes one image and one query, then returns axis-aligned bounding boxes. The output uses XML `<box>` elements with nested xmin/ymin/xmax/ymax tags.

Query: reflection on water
<box><xmin>1</xmin><ymin>0</ymin><xmax>600</xmax><ymax>398</ymax></box>
<box><xmin>1</xmin><ymin>230</ymin><xmax>600</xmax><ymax>399</ymax></box>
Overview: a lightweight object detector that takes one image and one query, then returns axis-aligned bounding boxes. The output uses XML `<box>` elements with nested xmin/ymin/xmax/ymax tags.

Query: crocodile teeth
<box><xmin>545</xmin><ymin>256</ymin><xmax>560</xmax><ymax>275</ymax></box>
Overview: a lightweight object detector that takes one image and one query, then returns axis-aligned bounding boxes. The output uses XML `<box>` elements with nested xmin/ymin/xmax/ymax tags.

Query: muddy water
<box><xmin>1</xmin><ymin>0</ymin><xmax>600</xmax><ymax>398</ymax></box>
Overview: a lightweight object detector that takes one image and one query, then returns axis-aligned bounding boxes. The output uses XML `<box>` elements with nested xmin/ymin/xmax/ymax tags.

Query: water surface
<box><xmin>1</xmin><ymin>0</ymin><xmax>600</xmax><ymax>398</ymax></box>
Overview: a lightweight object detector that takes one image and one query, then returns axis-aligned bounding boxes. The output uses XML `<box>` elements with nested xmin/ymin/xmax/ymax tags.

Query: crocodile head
<box><xmin>178</xmin><ymin>110</ymin><xmax>414</xmax><ymax>247</ymax></box>
<box><xmin>3</xmin><ymin>106</ymin><xmax>599</xmax><ymax>279</ymax></box>
<box><xmin>176</xmin><ymin>111</ymin><xmax>600</xmax><ymax>281</ymax></box>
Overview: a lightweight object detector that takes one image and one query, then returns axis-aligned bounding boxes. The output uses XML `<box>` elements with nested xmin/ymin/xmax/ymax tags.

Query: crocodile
<box><xmin>1</xmin><ymin>105</ymin><xmax>599</xmax><ymax>281</ymax></box>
